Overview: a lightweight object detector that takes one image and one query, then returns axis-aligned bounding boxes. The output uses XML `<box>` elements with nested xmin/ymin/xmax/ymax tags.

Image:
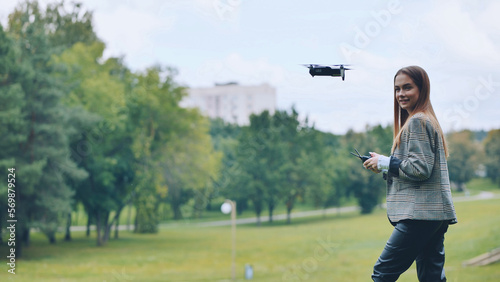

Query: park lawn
<box><xmin>1</xmin><ymin>198</ymin><xmax>499</xmax><ymax>281</ymax></box>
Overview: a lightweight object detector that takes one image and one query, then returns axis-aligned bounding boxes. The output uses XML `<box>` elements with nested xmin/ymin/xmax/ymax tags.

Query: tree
<box><xmin>43</xmin><ymin>1</ymin><xmax>99</xmax><ymax>49</ymax></box>
<box><xmin>208</xmin><ymin>118</ymin><xmax>244</xmax><ymax>213</ymax></box>
<box><xmin>51</xmin><ymin>36</ymin><xmax>134</xmax><ymax>245</ymax></box>
<box><xmin>127</xmin><ymin>66</ymin><xmax>221</xmax><ymax>228</ymax></box>
<box><xmin>447</xmin><ymin>130</ymin><xmax>480</xmax><ymax>191</ymax></box>
<box><xmin>276</xmin><ymin>109</ymin><xmax>309</xmax><ymax>224</ymax></box>
<box><xmin>162</xmin><ymin>117</ymin><xmax>222</xmax><ymax>220</ymax></box>
<box><xmin>0</xmin><ymin>24</ymin><xmax>28</xmax><ymax>245</ymax></box>
<box><xmin>341</xmin><ymin>126</ymin><xmax>388</xmax><ymax>214</ymax></box>
<box><xmin>484</xmin><ymin>129</ymin><xmax>500</xmax><ymax>186</ymax></box>
<box><xmin>302</xmin><ymin>130</ymin><xmax>345</xmax><ymax>216</ymax></box>
<box><xmin>231</xmin><ymin>108</ymin><xmax>310</xmax><ymax>224</ymax></box>
<box><xmin>232</xmin><ymin>111</ymin><xmax>272</xmax><ymax>225</ymax></box>
<box><xmin>6</xmin><ymin>1</ymin><xmax>88</xmax><ymax>250</ymax></box>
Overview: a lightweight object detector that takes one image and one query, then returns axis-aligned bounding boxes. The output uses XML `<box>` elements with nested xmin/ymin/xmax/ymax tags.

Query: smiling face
<box><xmin>394</xmin><ymin>73</ymin><xmax>420</xmax><ymax>115</ymax></box>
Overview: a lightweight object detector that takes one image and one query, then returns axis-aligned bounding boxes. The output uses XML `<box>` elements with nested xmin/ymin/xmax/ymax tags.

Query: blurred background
<box><xmin>0</xmin><ymin>0</ymin><xmax>499</xmax><ymax>281</ymax></box>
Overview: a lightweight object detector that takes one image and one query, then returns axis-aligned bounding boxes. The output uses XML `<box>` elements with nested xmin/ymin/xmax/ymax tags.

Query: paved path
<box><xmin>191</xmin><ymin>205</ymin><xmax>359</xmax><ymax>227</ymax></box>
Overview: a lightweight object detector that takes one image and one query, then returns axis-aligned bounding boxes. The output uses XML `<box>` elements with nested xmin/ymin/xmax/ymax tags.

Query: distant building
<box><xmin>181</xmin><ymin>82</ymin><xmax>276</xmax><ymax>125</ymax></box>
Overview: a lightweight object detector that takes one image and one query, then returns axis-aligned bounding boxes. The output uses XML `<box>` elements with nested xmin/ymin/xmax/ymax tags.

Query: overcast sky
<box><xmin>1</xmin><ymin>0</ymin><xmax>499</xmax><ymax>134</ymax></box>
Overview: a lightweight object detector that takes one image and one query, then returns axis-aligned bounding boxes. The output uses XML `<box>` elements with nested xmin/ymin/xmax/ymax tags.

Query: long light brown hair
<box><xmin>391</xmin><ymin>66</ymin><xmax>448</xmax><ymax>157</ymax></box>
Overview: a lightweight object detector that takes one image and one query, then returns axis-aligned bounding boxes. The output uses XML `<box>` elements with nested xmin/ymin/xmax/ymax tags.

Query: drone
<box><xmin>302</xmin><ymin>64</ymin><xmax>351</xmax><ymax>81</ymax></box>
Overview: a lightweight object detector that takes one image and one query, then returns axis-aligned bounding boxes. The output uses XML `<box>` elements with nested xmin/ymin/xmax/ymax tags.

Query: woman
<box><xmin>364</xmin><ymin>66</ymin><xmax>457</xmax><ymax>281</ymax></box>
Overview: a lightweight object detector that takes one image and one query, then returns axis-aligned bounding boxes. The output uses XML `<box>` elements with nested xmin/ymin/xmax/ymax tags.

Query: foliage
<box><xmin>127</xmin><ymin>67</ymin><xmax>221</xmax><ymax>224</ymax></box>
<box><xmin>483</xmin><ymin>129</ymin><xmax>500</xmax><ymax>186</ymax></box>
<box><xmin>447</xmin><ymin>130</ymin><xmax>481</xmax><ymax>191</ymax></box>
<box><xmin>3</xmin><ymin>1</ymin><xmax>89</xmax><ymax>251</ymax></box>
<box><xmin>340</xmin><ymin>125</ymin><xmax>391</xmax><ymax>214</ymax></box>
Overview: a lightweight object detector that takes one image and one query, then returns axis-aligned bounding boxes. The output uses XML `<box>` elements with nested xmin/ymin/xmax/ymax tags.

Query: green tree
<box><xmin>447</xmin><ymin>130</ymin><xmax>480</xmax><ymax>191</ymax></box>
<box><xmin>232</xmin><ymin>111</ymin><xmax>272</xmax><ymax>225</ymax></box>
<box><xmin>127</xmin><ymin>67</ymin><xmax>220</xmax><ymax>227</ymax></box>
<box><xmin>302</xmin><ymin>130</ymin><xmax>345</xmax><ymax>215</ymax></box>
<box><xmin>162</xmin><ymin>117</ymin><xmax>222</xmax><ymax>220</ymax></box>
<box><xmin>208</xmin><ymin>118</ymin><xmax>244</xmax><ymax>213</ymax></box>
<box><xmin>43</xmin><ymin>1</ymin><xmax>99</xmax><ymax>49</ymax></box>
<box><xmin>0</xmin><ymin>24</ymin><xmax>28</xmax><ymax>245</ymax></box>
<box><xmin>342</xmin><ymin>126</ymin><xmax>388</xmax><ymax>214</ymax></box>
<box><xmin>6</xmin><ymin>1</ymin><xmax>88</xmax><ymax>251</ymax></box>
<box><xmin>484</xmin><ymin>129</ymin><xmax>500</xmax><ymax>186</ymax></box>
<box><xmin>276</xmin><ymin>109</ymin><xmax>309</xmax><ymax>224</ymax></box>
<box><xmin>231</xmin><ymin>108</ymin><xmax>310</xmax><ymax>224</ymax></box>
<box><xmin>52</xmin><ymin>37</ymin><xmax>133</xmax><ymax>245</ymax></box>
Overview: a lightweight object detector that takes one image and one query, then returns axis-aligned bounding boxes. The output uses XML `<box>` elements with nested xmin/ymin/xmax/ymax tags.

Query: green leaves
<box><xmin>447</xmin><ymin>130</ymin><xmax>481</xmax><ymax>191</ymax></box>
<box><xmin>484</xmin><ymin>129</ymin><xmax>500</xmax><ymax>186</ymax></box>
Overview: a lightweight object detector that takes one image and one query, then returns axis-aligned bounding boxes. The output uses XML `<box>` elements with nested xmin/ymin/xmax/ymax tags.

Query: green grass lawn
<box><xmin>1</xmin><ymin>197</ymin><xmax>500</xmax><ymax>281</ymax></box>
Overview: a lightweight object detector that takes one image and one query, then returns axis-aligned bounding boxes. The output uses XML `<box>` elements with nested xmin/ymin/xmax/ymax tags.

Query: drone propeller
<box><xmin>335</xmin><ymin>64</ymin><xmax>353</xmax><ymax>70</ymax></box>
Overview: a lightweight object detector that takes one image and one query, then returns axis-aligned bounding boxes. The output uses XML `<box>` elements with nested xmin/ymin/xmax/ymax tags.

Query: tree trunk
<box><xmin>22</xmin><ymin>227</ymin><xmax>30</xmax><ymax>246</ymax></box>
<box><xmin>268</xmin><ymin>203</ymin><xmax>273</xmax><ymax>223</ymax></box>
<box><xmin>103</xmin><ymin>211</ymin><xmax>110</xmax><ymax>243</ymax></box>
<box><xmin>96</xmin><ymin>211</ymin><xmax>102</xmax><ymax>246</ymax></box>
<box><xmin>127</xmin><ymin>201</ymin><xmax>132</xmax><ymax>231</ymax></box>
<box><xmin>114</xmin><ymin>214</ymin><xmax>120</xmax><ymax>239</ymax></box>
<box><xmin>172</xmin><ymin>201</ymin><xmax>183</xmax><ymax>220</ymax></box>
<box><xmin>286</xmin><ymin>208</ymin><xmax>292</xmax><ymax>224</ymax></box>
<box><xmin>15</xmin><ymin>226</ymin><xmax>28</xmax><ymax>258</ymax></box>
<box><xmin>134</xmin><ymin>211</ymin><xmax>138</xmax><ymax>232</ymax></box>
<box><xmin>286</xmin><ymin>199</ymin><xmax>293</xmax><ymax>224</ymax></box>
<box><xmin>49</xmin><ymin>233</ymin><xmax>56</xmax><ymax>244</ymax></box>
<box><xmin>86</xmin><ymin>215</ymin><xmax>91</xmax><ymax>237</ymax></box>
<box><xmin>65</xmin><ymin>212</ymin><xmax>72</xmax><ymax>241</ymax></box>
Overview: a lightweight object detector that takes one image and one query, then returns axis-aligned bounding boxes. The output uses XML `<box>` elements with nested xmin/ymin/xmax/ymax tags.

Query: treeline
<box><xmin>0</xmin><ymin>1</ymin><xmax>221</xmax><ymax>255</ymax></box>
<box><xmin>208</xmin><ymin>115</ymin><xmax>500</xmax><ymax>226</ymax></box>
<box><xmin>209</xmin><ymin>113</ymin><xmax>393</xmax><ymax>225</ymax></box>
<box><xmin>1</xmin><ymin>1</ymin><xmax>499</xmax><ymax>256</ymax></box>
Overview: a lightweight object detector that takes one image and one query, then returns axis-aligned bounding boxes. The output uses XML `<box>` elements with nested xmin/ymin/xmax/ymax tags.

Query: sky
<box><xmin>1</xmin><ymin>0</ymin><xmax>500</xmax><ymax>134</ymax></box>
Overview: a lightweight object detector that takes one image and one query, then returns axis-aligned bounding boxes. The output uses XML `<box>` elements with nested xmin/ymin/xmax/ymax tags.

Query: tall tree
<box><xmin>231</xmin><ymin>108</ymin><xmax>309</xmax><ymax>224</ymax></box>
<box><xmin>275</xmin><ymin>108</ymin><xmax>308</xmax><ymax>224</ymax></box>
<box><xmin>483</xmin><ymin>129</ymin><xmax>500</xmax><ymax>186</ymax></box>
<box><xmin>53</xmin><ymin>40</ymin><xmax>133</xmax><ymax>245</ymax></box>
<box><xmin>208</xmin><ymin>118</ymin><xmax>244</xmax><ymax>213</ymax></box>
<box><xmin>342</xmin><ymin>126</ymin><xmax>388</xmax><ymax>214</ymax></box>
<box><xmin>6</xmin><ymin>1</ymin><xmax>88</xmax><ymax>250</ymax></box>
<box><xmin>0</xmin><ymin>24</ymin><xmax>28</xmax><ymax>245</ymax></box>
<box><xmin>162</xmin><ymin>116</ymin><xmax>222</xmax><ymax>220</ymax></box>
<box><xmin>127</xmin><ymin>66</ymin><xmax>220</xmax><ymax>227</ymax></box>
<box><xmin>447</xmin><ymin>130</ymin><xmax>480</xmax><ymax>191</ymax></box>
<box><xmin>302</xmin><ymin>130</ymin><xmax>345</xmax><ymax>215</ymax></box>
<box><xmin>232</xmin><ymin>111</ymin><xmax>272</xmax><ymax>225</ymax></box>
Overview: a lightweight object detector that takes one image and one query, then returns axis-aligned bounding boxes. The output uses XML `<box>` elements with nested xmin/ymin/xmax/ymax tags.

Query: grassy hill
<box><xmin>1</xmin><ymin>196</ymin><xmax>499</xmax><ymax>281</ymax></box>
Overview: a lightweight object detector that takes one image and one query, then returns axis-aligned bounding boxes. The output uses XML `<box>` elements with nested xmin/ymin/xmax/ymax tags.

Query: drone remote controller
<box><xmin>350</xmin><ymin>148</ymin><xmax>371</xmax><ymax>163</ymax></box>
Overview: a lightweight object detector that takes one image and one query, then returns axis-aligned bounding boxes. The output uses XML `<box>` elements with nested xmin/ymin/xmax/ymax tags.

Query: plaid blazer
<box><xmin>386</xmin><ymin>113</ymin><xmax>457</xmax><ymax>225</ymax></box>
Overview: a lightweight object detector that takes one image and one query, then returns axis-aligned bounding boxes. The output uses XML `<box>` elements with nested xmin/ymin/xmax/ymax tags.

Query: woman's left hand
<box><xmin>363</xmin><ymin>152</ymin><xmax>381</xmax><ymax>174</ymax></box>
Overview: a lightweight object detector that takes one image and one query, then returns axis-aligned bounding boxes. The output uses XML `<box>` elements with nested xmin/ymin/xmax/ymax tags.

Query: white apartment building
<box><xmin>181</xmin><ymin>82</ymin><xmax>277</xmax><ymax>125</ymax></box>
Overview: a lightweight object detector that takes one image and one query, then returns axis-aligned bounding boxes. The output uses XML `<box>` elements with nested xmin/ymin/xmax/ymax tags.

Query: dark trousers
<box><xmin>372</xmin><ymin>220</ymin><xmax>449</xmax><ymax>282</ymax></box>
